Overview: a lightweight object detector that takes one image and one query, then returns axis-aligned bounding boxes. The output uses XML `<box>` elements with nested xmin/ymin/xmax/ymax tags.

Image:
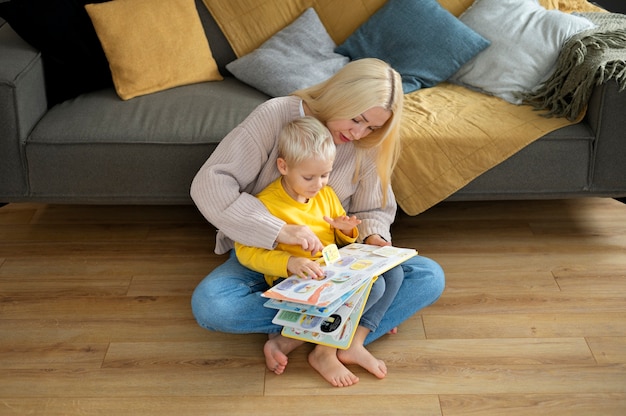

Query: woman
<box><xmin>190</xmin><ymin>58</ymin><xmax>445</xmax><ymax>387</ymax></box>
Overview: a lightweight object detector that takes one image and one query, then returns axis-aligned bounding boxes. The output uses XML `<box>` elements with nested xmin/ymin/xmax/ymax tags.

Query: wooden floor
<box><xmin>1</xmin><ymin>198</ymin><xmax>625</xmax><ymax>415</ymax></box>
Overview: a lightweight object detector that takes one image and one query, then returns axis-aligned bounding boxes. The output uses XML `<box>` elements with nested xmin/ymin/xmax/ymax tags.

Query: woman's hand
<box><xmin>364</xmin><ymin>234</ymin><xmax>391</xmax><ymax>247</ymax></box>
<box><xmin>277</xmin><ymin>224</ymin><xmax>324</xmax><ymax>256</ymax></box>
<box><xmin>287</xmin><ymin>256</ymin><xmax>325</xmax><ymax>279</ymax></box>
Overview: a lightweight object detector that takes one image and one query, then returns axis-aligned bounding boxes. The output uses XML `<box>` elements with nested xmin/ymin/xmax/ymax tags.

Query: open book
<box><xmin>262</xmin><ymin>243</ymin><xmax>417</xmax><ymax>306</ymax></box>
<box><xmin>276</xmin><ymin>278</ymin><xmax>375</xmax><ymax>349</ymax></box>
<box><xmin>262</xmin><ymin>243</ymin><xmax>417</xmax><ymax>348</ymax></box>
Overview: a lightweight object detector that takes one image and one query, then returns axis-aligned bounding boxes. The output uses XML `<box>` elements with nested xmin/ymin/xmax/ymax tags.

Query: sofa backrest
<box><xmin>195</xmin><ymin>0</ymin><xmax>236</xmax><ymax>75</ymax></box>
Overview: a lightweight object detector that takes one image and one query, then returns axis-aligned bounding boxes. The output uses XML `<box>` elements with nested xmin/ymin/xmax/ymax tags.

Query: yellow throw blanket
<box><xmin>393</xmin><ymin>83</ymin><xmax>577</xmax><ymax>215</ymax></box>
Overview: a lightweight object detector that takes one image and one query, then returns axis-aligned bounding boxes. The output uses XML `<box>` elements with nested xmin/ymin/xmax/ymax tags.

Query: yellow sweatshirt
<box><xmin>235</xmin><ymin>177</ymin><xmax>357</xmax><ymax>285</ymax></box>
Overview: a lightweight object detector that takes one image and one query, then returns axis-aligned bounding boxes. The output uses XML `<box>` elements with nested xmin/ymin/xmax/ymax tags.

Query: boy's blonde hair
<box><xmin>292</xmin><ymin>58</ymin><xmax>404</xmax><ymax>206</ymax></box>
<box><xmin>278</xmin><ymin>116</ymin><xmax>336</xmax><ymax>166</ymax></box>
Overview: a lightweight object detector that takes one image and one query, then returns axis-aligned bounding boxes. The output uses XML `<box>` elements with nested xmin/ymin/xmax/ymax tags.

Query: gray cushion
<box><xmin>226</xmin><ymin>8</ymin><xmax>348</xmax><ymax>97</ymax></box>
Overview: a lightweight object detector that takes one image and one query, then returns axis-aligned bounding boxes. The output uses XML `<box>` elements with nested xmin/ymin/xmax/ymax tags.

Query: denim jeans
<box><xmin>359</xmin><ymin>265</ymin><xmax>405</xmax><ymax>334</ymax></box>
<box><xmin>191</xmin><ymin>251</ymin><xmax>445</xmax><ymax>346</ymax></box>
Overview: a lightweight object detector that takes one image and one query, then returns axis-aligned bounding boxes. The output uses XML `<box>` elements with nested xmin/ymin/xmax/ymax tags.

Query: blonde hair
<box><xmin>278</xmin><ymin>116</ymin><xmax>336</xmax><ymax>166</ymax></box>
<box><xmin>292</xmin><ymin>58</ymin><xmax>404</xmax><ymax>206</ymax></box>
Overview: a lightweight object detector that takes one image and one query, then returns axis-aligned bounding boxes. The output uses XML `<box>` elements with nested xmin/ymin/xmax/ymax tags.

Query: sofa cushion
<box><xmin>0</xmin><ymin>0</ymin><xmax>112</xmax><ymax>107</ymax></box>
<box><xmin>449</xmin><ymin>0</ymin><xmax>596</xmax><ymax>104</ymax></box>
<box><xmin>226</xmin><ymin>8</ymin><xmax>348</xmax><ymax>97</ymax></box>
<box><xmin>25</xmin><ymin>79</ymin><xmax>269</xmax><ymax>203</ymax></box>
<box><xmin>334</xmin><ymin>0</ymin><xmax>490</xmax><ymax>94</ymax></box>
<box><xmin>85</xmin><ymin>0</ymin><xmax>222</xmax><ymax>100</ymax></box>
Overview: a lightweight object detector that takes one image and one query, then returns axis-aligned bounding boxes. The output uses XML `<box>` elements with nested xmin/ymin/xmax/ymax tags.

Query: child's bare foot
<box><xmin>264</xmin><ymin>334</ymin><xmax>303</xmax><ymax>374</ymax></box>
<box><xmin>308</xmin><ymin>345</ymin><xmax>359</xmax><ymax>387</ymax></box>
<box><xmin>337</xmin><ymin>343</ymin><xmax>387</xmax><ymax>379</ymax></box>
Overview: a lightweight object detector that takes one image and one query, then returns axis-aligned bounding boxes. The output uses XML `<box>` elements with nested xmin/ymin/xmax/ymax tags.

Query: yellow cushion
<box><xmin>204</xmin><ymin>0</ymin><xmax>601</xmax><ymax>58</ymax></box>
<box><xmin>86</xmin><ymin>0</ymin><xmax>222</xmax><ymax>100</ymax></box>
<box><xmin>203</xmin><ymin>0</ymin><xmax>395</xmax><ymax>57</ymax></box>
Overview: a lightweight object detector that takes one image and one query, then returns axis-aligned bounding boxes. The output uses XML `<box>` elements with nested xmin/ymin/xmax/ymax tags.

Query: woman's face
<box><xmin>326</xmin><ymin>106</ymin><xmax>391</xmax><ymax>146</ymax></box>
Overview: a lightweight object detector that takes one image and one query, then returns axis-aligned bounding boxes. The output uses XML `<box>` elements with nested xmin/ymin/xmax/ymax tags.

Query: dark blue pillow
<box><xmin>335</xmin><ymin>0</ymin><xmax>490</xmax><ymax>94</ymax></box>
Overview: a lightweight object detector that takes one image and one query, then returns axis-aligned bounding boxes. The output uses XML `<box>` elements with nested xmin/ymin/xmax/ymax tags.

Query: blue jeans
<box><xmin>359</xmin><ymin>265</ymin><xmax>405</xmax><ymax>334</ymax></box>
<box><xmin>191</xmin><ymin>251</ymin><xmax>445</xmax><ymax>346</ymax></box>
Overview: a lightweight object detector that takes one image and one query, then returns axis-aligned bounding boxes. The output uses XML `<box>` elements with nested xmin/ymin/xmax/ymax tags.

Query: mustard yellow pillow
<box><xmin>85</xmin><ymin>0</ymin><xmax>222</xmax><ymax>100</ymax></box>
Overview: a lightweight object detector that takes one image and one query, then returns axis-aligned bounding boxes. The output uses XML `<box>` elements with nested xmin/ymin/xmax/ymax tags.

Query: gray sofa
<box><xmin>1</xmin><ymin>8</ymin><xmax>625</xmax><ymax>209</ymax></box>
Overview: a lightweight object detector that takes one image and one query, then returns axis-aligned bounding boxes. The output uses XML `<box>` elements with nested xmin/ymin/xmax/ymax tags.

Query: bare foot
<box><xmin>388</xmin><ymin>327</ymin><xmax>398</xmax><ymax>335</ymax></box>
<box><xmin>308</xmin><ymin>345</ymin><xmax>359</xmax><ymax>387</ymax></box>
<box><xmin>337</xmin><ymin>343</ymin><xmax>387</xmax><ymax>379</ymax></box>
<box><xmin>264</xmin><ymin>333</ymin><xmax>303</xmax><ymax>374</ymax></box>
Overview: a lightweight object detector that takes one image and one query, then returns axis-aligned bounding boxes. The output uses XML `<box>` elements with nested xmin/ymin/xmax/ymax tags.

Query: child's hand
<box><xmin>323</xmin><ymin>215</ymin><xmax>361</xmax><ymax>237</ymax></box>
<box><xmin>287</xmin><ymin>257</ymin><xmax>325</xmax><ymax>280</ymax></box>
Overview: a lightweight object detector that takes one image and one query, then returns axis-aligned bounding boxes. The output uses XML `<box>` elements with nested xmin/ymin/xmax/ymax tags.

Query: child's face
<box><xmin>277</xmin><ymin>157</ymin><xmax>334</xmax><ymax>203</ymax></box>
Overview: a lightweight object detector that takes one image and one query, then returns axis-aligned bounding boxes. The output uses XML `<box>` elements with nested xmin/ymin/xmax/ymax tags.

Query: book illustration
<box><xmin>272</xmin><ymin>280</ymin><xmax>369</xmax><ymax>331</ymax></box>
<box><xmin>262</xmin><ymin>243</ymin><xmax>417</xmax><ymax>307</ymax></box>
<box><xmin>263</xmin><ymin>285</ymin><xmax>361</xmax><ymax>317</ymax></box>
<box><xmin>279</xmin><ymin>279</ymin><xmax>374</xmax><ymax>349</ymax></box>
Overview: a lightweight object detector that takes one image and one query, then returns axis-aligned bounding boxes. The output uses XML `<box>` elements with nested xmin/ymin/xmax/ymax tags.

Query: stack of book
<box><xmin>262</xmin><ymin>243</ymin><xmax>417</xmax><ymax>349</ymax></box>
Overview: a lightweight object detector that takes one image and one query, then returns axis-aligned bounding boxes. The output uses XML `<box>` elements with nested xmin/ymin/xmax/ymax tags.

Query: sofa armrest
<box><xmin>0</xmin><ymin>21</ymin><xmax>48</xmax><ymax>198</ymax></box>
<box><xmin>586</xmin><ymin>80</ymin><xmax>626</xmax><ymax>193</ymax></box>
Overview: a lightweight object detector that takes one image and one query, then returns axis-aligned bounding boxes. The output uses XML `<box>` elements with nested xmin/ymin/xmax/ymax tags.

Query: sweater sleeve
<box><xmin>234</xmin><ymin>242</ymin><xmax>292</xmax><ymax>279</ymax></box>
<box><xmin>190</xmin><ymin>97</ymin><xmax>302</xmax><ymax>252</ymax></box>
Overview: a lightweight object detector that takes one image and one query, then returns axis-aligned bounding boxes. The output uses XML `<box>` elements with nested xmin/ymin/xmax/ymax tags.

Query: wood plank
<box><xmin>102</xmin><ymin>341</ymin><xmax>265</xmax><ymax>368</ymax></box>
<box><xmin>439</xmin><ymin>393</ymin><xmax>626</xmax><ymax>416</ymax></box>
<box><xmin>423</xmin><ymin>313</ymin><xmax>626</xmax><ymax>338</ymax></box>
<box><xmin>0</xmin><ymin>275</ymin><xmax>132</xmax><ymax>297</ymax></box>
<box><xmin>0</xmin><ymin>318</ymin><xmax>264</xmax><ymax>343</ymax></box>
<box><xmin>587</xmin><ymin>337</ymin><xmax>626</xmax><ymax>364</ymax></box>
<box><xmin>366</xmin><ymin>338</ymin><xmax>595</xmax><ymax>366</ymax></box>
<box><xmin>126</xmin><ymin>274</ymin><xmax>204</xmax><ymax>296</ymax></box>
<box><xmin>265</xmin><ymin>363</ymin><xmax>626</xmax><ymax>395</ymax></box>
<box><xmin>0</xmin><ymin>296</ymin><xmax>194</xmax><ymax>320</ymax></box>
<box><xmin>28</xmin><ymin>204</ymin><xmax>206</xmax><ymax>224</ymax></box>
<box><xmin>552</xmin><ymin>266</ymin><xmax>626</xmax><ymax>292</ymax></box>
<box><xmin>0</xmin><ymin>367</ymin><xmax>265</xmax><ymax>398</ymax></box>
<box><xmin>0</xmin><ymin>395</ymin><xmax>443</xmax><ymax>416</ymax></box>
<box><xmin>0</xmin><ymin>342</ymin><xmax>107</xmax><ymax>370</ymax></box>
<box><xmin>0</xmin><ymin>257</ymin><xmax>213</xmax><ymax>277</ymax></box>
<box><xmin>422</xmin><ymin>292</ymin><xmax>626</xmax><ymax>315</ymax></box>
<box><xmin>440</xmin><ymin>270</ymin><xmax>561</xmax><ymax>294</ymax></box>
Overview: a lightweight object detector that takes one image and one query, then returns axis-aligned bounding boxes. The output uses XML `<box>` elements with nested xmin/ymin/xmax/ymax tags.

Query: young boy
<box><xmin>234</xmin><ymin>116</ymin><xmax>403</xmax><ymax>387</ymax></box>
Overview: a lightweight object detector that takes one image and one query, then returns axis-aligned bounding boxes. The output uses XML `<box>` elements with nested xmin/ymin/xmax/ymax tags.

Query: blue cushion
<box><xmin>335</xmin><ymin>0</ymin><xmax>490</xmax><ymax>94</ymax></box>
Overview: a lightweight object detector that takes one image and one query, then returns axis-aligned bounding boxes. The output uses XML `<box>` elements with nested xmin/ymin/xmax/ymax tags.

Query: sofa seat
<box><xmin>25</xmin><ymin>80</ymin><xmax>268</xmax><ymax>204</ymax></box>
<box><xmin>452</xmin><ymin>122</ymin><xmax>595</xmax><ymax>200</ymax></box>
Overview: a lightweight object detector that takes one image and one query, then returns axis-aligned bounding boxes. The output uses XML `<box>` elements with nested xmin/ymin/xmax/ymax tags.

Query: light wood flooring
<box><xmin>1</xmin><ymin>198</ymin><xmax>625</xmax><ymax>415</ymax></box>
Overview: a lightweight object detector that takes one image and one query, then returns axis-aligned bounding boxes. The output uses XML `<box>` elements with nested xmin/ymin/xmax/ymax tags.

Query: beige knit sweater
<box><xmin>190</xmin><ymin>96</ymin><xmax>396</xmax><ymax>254</ymax></box>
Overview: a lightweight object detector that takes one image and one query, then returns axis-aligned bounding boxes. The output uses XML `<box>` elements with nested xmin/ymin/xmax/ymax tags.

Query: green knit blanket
<box><xmin>523</xmin><ymin>12</ymin><xmax>626</xmax><ymax>121</ymax></box>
